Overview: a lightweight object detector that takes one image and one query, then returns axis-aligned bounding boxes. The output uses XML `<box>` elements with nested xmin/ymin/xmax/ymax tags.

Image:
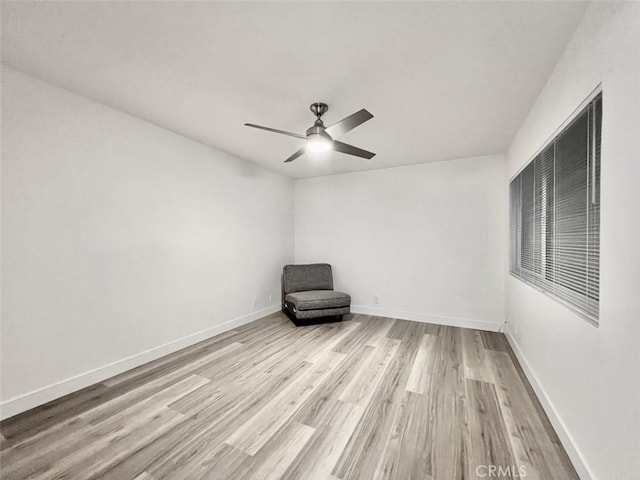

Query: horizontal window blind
<box><xmin>534</xmin><ymin>144</ymin><xmax>555</xmax><ymax>291</ymax></box>
<box><xmin>509</xmin><ymin>176</ymin><xmax>521</xmax><ymax>274</ymax></box>
<box><xmin>509</xmin><ymin>92</ymin><xmax>601</xmax><ymax>322</ymax></box>
<box><xmin>520</xmin><ymin>163</ymin><xmax>535</xmax><ymax>280</ymax></box>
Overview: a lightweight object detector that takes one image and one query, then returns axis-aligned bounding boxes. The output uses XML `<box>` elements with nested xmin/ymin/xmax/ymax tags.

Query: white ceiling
<box><xmin>1</xmin><ymin>1</ymin><xmax>588</xmax><ymax>178</ymax></box>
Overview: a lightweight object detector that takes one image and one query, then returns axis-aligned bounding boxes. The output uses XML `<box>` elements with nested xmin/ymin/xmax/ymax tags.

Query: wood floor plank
<box><xmin>339</xmin><ymin>337</ymin><xmax>400</xmax><ymax>406</ymax></box>
<box><xmin>464</xmin><ymin>379</ymin><xmax>517</xmax><ymax>479</ymax></box>
<box><xmin>133</xmin><ymin>472</ymin><xmax>155</xmax><ymax>480</ymax></box>
<box><xmin>332</xmin><ymin>315</ymin><xmax>385</xmax><ymax>352</ymax></box>
<box><xmin>2</xmin><ymin>375</ymin><xmax>203</xmax><ymax>478</ymax></box>
<box><xmin>20</xmin><ymin>376</ymin><xmax>206</xmax><ymax>480</ymax></box>
<box><xmin>0</xmin><ymin>417</ymin><xmax>97</xmax><ymax>479</ymax></box>
<box><xmin>385</xmin><ymin>318</ymin><xmax>409</xmax><ymax>340</ymax></box>
<box><xmin>99</xmin><ymin>417</ymin><xmax>207</xmax><ymax>480</ymax></box>
<box><xmin>405</xmin><ymin>333</ymin><xmax>441</xmax><ymax>395</ymax></box>
<box><xmin>0</xmin><ymin>383</ymin><xmax>112</xmax><ymax>446</ymax></box>
<box><xmin>461</xmin><ymin>328</ymin><xmax>495</xmax><ymax>383</ymax></box>
<box><xmin>45</xmin><ymin>407</ymin><xmax>186</xmax><ymax>480</ymax></box>
<box><xmin>364</xmin><ymin>317</ymin><xmax>398</xmax><ymax>347</ymax></box>
<box><xmin>80</xmin><ymin>373</ymin><xmax>210</xmax><ymax>424</ymax></box>
<box><xmin>1</xmin><ymin>415</ymin><xmax>89</xmax><ymax>467</ymax></box>
<box><xmin>480</xmin><ymin>330</ymin><xmax>511</xmax><ymax>352</ymax></box>
<box><xmin>283</xmin><ymin>400</ymin><xmax>364</xmax><ymax>479</ymax></box>
<box><xmin>128</xmin><ymin>408</ymin><xmax>249</xmax><ymax>480</ymax></box>
<box><xmin>430</xmin><ymin>327</ymin><xmax>466</xmax><ymax>480</ymax></box>
<box><xmin>144</xmin><ymin>361</ymin><xmax>316</xmax><ymax>477</ymax></box>
<box><xmin>0</xmin><ymin>313</ymin><xmax>579</xmax><ymax>480</ymax></box>
<box><xmin>3</xmin><ymin>405</ymin><xmax>183</xmax><ymax>480</ymax></box>
<box><xmin>145</xmin><ymin>362</ymin><xmax>319</xmax><ymax>479</ymax></box>
<box><xmin>333</xmin><ymin>321</ymin><xmax>426</xmax><ymax>480</ymax></box>
<box><xmin>488</xmin><ymin>350</ymin><xmax>580</xmax><ymax>480</ymax></box>
<box><xmin>100</xmin><ymin>339</ymin><xmax>246</xmax><ymax>403</ymax></box>
<box><xmin>70</xmin><ymin>344</ymin><xmax>239</xmax><ymax>427</ymax></box>
<box><xmin>305</xmin><ymin>320</ymin><xmax>361</xmax><ymax>363</ymax></box>
<box><xmin>371</xmin><ymin>391</ymin><xmax>434</xmax><ymax>480</ymax></box>
<box><xmin>293</xmin><ymin>344</ymin><xmax>375</xmax><ymax>428</ymax></box>
<box><xmin>197</xmin><ymin>327</ymin><xmax>311</xmax><ymax>385</ymax></box>
<box><xmin>406</xmin><ymin>333</ymin><xmax>432</xmax><ymax>394</ymax></box>
<box><xmin>421</xmin><ymin>322</ymin><xmax>442</xmax><ymax>336</ymax></box>
<box><xmin>225</xmin><ymin>351</ymin><xmax>345</xmax><ymax>455</ymax></box>
<box><xmin>227</xmin><ymin>313</ymin><xmax>294</xmax><ymax>347</ymax></box>
<box><xmin>101</xmin><ymin>331</ymin><xmax>244</xmax><ymax>388</ymax></box>
<box><xmin>465</xmin><ymin>342</ymin><xmax>542</xmax><ymax>480</ymax></box>
<box><xmin>501</xmin><ymin>341</ymin><xmax>574</xmax><ymax>468</ymax></box>
<box><xmin>184</xmin><ymin>443</ymin><xmax>256</xmax><ymax>480</ymax></box>
<box><xmin>244</xmin><ymin>421</ymin><xmax>316</xmax><ymax>480</ymax></box>
<box><xmin>145</xmin><ymin>427</ymin><xmax>250</xmax><ymax>480</ymax></box>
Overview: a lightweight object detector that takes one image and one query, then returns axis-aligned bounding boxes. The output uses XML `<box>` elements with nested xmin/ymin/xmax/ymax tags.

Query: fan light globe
<box><xmin>306</xmin><ymin>134</ymin><xmax>332</xmax><ymax>153</ymax></box>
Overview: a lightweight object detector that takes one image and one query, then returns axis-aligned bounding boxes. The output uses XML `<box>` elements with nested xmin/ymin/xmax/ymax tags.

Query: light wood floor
<box><xmin>0</xmin><ymin>313</ymin><xmax>578</xmax><ymax>480</ymax></box>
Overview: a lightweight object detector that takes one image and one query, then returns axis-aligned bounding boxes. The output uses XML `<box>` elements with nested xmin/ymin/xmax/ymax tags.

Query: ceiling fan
<box><xmin>245</xmin><ymin>102</ymin><xmax>375</xmax><ymax>163</ymax></box>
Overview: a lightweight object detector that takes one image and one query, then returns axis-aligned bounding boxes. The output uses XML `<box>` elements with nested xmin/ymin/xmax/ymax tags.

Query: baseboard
<box><xmin>0</xmin><ymin>304</ymin><xmax>281</xmax><ymax>420</ymax></box>
<box><xmin>504</xmin><ymin>330</ymin><xmax>595</xmax><ymax>480</ymax></box>
<box><xmin>350</xmin><ymin>305</ymin><xmax>501</xmax><ymax>332</ymax></box>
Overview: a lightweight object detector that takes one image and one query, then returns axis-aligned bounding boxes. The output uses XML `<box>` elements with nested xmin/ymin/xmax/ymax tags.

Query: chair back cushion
<box><xmin>283</xmin><ymin>263</ymin><xmax>334</xmax><ymax>293</ymax></box>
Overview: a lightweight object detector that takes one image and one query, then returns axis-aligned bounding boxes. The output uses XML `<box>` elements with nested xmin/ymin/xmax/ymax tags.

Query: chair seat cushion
<box><xmin>285</xmin><ymin>290</ymin><xmax>351</xmax><ymax>311</ymax></box>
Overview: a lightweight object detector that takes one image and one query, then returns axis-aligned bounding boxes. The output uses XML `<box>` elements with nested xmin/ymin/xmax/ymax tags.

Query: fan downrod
<box><xmin>310</xmin><ymin>102</ymin><xmax>329</xmax><ymax>119</ymax></box>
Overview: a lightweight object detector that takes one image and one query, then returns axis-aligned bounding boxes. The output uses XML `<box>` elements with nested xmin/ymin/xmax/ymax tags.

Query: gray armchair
<box><xmin>282</xmin><ymin>263</ymin><xmax>351</xmax><ymax>325</ymax></box>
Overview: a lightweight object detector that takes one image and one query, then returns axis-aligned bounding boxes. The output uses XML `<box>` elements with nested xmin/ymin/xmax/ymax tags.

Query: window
<box><xmin>510</xmin><ymin>91</ymin><xmax>602</xmax><ymax>323</ymax></box>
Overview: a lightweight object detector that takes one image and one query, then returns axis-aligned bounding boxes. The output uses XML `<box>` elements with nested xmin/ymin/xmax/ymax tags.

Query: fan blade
<box><xmin>325</xmin><ymin>109</ymin><xmax>373</xmax><ymax>138</ymax></box>
<box><xmin>284</xmin><ymin>148</ymin><xmax>306</xmax><ymax>163</ymax></box>
<box><xmin>332</xmin><ymin>141</ymin><xmax>375</xmax><ymax>159</ymax></box>
<box><xmin>245</xmin><ymin>123</ymin><xmax>306</xmax><ymax>139</ymax></box>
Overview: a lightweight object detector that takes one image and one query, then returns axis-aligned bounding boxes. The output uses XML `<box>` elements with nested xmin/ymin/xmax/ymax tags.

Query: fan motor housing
<box><xmin>306</xmin><ymin>123</ymin><xmax>332</xmax><ymax>139</ymax></box>
<box><xmin>310</xmin><ymin>102</ymin><xmax>329</xmax><ymax>118</ymax></box>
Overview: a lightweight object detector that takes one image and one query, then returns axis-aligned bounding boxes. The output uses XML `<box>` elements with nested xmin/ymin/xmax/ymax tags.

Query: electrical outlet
<box><xmin>500</xmin><ymin>317</ymin><xmax>512</xmax><ymax>333</ymax></box>
<box><xmin>253</xmin><ymin>296</ymin><xmax>258</xmax><ymax>307</ymax></box>
<box><xmin>373</xmin><ymin>295</ymin><xmax>380</xmax><ymax>305</ymax></box>
<box><xmin>269</xmin><ymin>293</ymin><xmax>273</xmax><ymax>303</ymax></box>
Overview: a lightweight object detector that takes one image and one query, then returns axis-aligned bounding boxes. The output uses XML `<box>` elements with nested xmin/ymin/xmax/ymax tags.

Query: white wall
<box><xmin>506</xmin><ymin>3</ymin><xmax>640</xmax><ymax>479</ymax></box>
<box><xmin>295</xmin><ymin>154</ymin><xmax>506</xmax><ymax>331</ymax></box>
<box><xmin>0</xmin><ymin>67</ymin><xmax>294</xmax><ymax>418</ymax></box>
